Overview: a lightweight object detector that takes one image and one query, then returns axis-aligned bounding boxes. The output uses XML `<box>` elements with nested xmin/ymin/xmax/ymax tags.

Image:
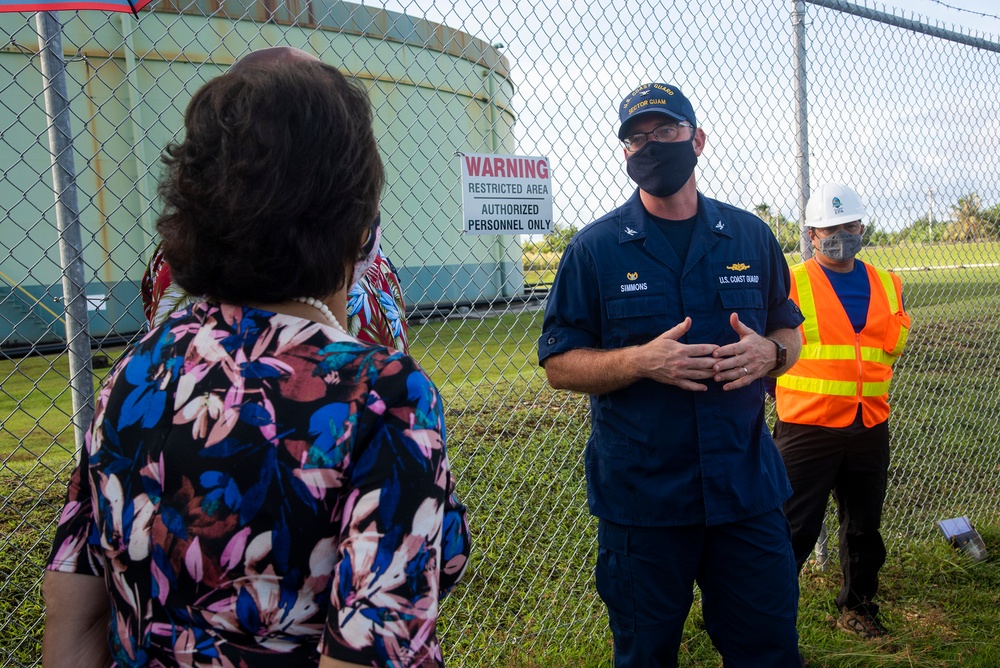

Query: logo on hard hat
<box><xmin>832</xmin><ymin>197</ymin><xmax>842</xmax><ymax>208</ymax></box>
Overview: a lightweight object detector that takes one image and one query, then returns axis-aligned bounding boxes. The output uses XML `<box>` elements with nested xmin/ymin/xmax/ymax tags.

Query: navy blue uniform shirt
<box><xmin>538</xmin><ymin>191</ymin><xmax>805</xmax><ymax>526</ymax></box>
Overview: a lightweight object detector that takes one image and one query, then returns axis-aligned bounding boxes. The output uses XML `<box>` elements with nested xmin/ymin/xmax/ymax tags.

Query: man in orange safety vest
<box><xmin>774</xmin><ymin>183</ymin><xmax>910</xmax><ymax>640</ymax></box>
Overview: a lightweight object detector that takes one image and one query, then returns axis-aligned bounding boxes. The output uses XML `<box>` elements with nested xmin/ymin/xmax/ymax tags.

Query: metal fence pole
<box><xmin>814</xmin><ymin>519</ymin><xmax>830</xmax><ymax>571</ymax></box>
<box><xmin>36</xmin><ymin>10</ymin><xmax>95</xmax><ymax>456</ymax></box>
<box><xmin>791</xmin><ymin>0</ymin><xmax>813</xmax><ymax>259</ymax></box>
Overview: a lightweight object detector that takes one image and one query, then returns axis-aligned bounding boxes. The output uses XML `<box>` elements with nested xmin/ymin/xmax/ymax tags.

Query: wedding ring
<box><xmin>742</xmin><ymin>366</ymin><xmax>749</xmax><ymax>376</ymax></box>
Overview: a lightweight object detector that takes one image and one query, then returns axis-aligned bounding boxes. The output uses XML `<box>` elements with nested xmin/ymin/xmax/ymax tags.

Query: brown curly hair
<box><xmin>155</xmin><ymin>55</ymin><xmax>384</xmax><ymax>304</ymax></box>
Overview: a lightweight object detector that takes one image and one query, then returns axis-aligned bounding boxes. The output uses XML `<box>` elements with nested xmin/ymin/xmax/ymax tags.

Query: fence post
<box><xmin>791</xmin><ymin>0</ymin><xmax>812</xmax><ymax>259</ymax></box>
<box><xmin>36</xmin><ymin>11</ymin><xmax>95</xmax><ymax>456</ymax></box>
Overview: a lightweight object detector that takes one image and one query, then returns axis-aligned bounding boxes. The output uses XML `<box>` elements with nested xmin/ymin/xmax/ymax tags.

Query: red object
<box><xmin>0</xmin><ymin>0</ymin><xmax>152</xmax><ymax>13</ymax></box>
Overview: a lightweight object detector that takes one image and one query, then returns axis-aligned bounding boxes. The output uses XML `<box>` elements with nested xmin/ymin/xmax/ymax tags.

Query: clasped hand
<box><xmin>637</xmin><ymin>313</ymin><xmax>771</xmax><ymax>391</ymax></box>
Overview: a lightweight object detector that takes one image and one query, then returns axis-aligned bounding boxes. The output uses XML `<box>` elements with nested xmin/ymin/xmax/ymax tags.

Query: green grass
<box><xmin>0</xmin><ymin>351</ymin><xmax>124</xmax><ymax>484</ymax></box>
<box><xmin>1</xmin><ymin>354</ymin><xmax>81</xmax><ymax>470</ymax></box>
<box><xmin>407</xmin><ymin>309</ymin><xmax>547</xmax><ymax>390</ymax></box>
<box><xmin>0</xmin><ymin>471</ymin><xmax>61</xmax><ymax>665</ymax></box>
<box><xmin>860</xmin><ymin>240</ymin><xmax>1000</xmax><ymax>267</ymax></box>
<box><xmin>794</xmin><ymin>531</ymin><xmax>1000</xmax><ymax>667</ymax></box>
<box><xmin>3</xmin><ymin>241</ymin><xmax>1000</xmax><ymax>667</ymax></box>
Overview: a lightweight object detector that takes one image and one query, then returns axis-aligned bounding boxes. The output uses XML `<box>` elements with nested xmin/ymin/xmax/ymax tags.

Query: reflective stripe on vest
<box><xmin>797</xmin><ymin>343</ymin><xmax>898</xmax><ymax>365</ymax></box>
<box><xmin>777</xmin><ymin>375</ymin><xmax>892</xmax><ymax>398</ymax></box>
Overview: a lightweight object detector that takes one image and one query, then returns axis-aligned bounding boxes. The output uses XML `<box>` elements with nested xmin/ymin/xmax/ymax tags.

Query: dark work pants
<box><xmin>595</xmin><ymin>509</ymin><xmax>800</xmax><ymax>668</ymax></box>
<box><xmin>774</xmin><ymin>413</ymin><xmax>889</xmax><ymax>616</ymax></box>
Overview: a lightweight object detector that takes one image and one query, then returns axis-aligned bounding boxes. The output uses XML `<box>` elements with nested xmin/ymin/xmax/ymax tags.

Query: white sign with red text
<box><xmin>460</xmin><ymin>153</ymin><xmax>553</xmax><ymax>235</ymax></box>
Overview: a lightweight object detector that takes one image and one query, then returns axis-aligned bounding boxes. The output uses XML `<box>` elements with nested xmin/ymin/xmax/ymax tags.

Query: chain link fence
<box><xmin>2</xmin><ymin>0</ymin><xmax>999</xmax><ymax>664</ymax></box>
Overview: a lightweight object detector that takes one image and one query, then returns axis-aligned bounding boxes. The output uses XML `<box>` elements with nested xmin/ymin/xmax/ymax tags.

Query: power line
<box><xmin>924</xmin><ymin>0</ymin><xmax>1000</xmax><ymax>24</ymax></box>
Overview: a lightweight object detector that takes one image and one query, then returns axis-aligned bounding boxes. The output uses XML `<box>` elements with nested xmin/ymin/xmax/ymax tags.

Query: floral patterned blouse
<box><xmin>47</xmin><ymin>302</ymin><xmax>470</xmax><ymax>667</ymax></box>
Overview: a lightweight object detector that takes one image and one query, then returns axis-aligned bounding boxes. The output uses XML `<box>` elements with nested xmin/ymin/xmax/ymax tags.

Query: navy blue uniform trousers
<box><xmin>595</xmin><ymin>508</ymin><xmax>800</xmax><ymax>667</ymax></box>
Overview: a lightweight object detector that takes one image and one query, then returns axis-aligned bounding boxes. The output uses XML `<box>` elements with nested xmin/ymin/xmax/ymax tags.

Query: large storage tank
<box><xmin>0</xmin><ymin>1</ymin><xmax>517</xmax><ymax>348</ymax></box>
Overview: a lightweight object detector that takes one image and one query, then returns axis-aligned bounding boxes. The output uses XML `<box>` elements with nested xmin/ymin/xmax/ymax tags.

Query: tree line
<box><xmin>754</xmin><ymin>193</ymin><xmax>1000</xmax><ymax>251</ymax></box>
<box><xmin>523</xmin><ymin>193</ymin><xmax>1000</xmax><ymax>267</ymax></box>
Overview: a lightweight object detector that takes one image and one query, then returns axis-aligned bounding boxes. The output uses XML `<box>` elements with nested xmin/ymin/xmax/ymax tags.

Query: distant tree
<box><xmin>543</xmin><ymin>222</ymin><xmax>579</xmax><ymax>253</ymax></box>
<box><xmin>862</xmin><ymin>222</ymin><xmax>875</xmax><ymax>246</ymax></box>
<box><xmin>754</xmin><ymin>203</ymin><xmax>800</xmax><ymax>252</ymax></box>
<box><xmin>857</xmin><ymin>218</ymin><xmax>900</xmax><ymax>246</ymax></box>
<box><xmin>521</xmin><ymin>221</ymin><xmax>579</xmax><ymax>272</ymax></box>
<box><xmin>983</xmin><ymin>202</ymin><xmax>1000</xmax><ymax>240</ymax></box>
<box><xmin>945</xmin><ymin>193</ymin><xmax>985</xmax><ymax>242</ymax></box>
<box><xmin>866</xmin><ymin>226</ymin><xmax>897</xmax><ymax>246</ymax></box>
<box><xmin>898</xmin><ymin>214</ymin><xmax>945</xmax><ymax>244</ymax></box>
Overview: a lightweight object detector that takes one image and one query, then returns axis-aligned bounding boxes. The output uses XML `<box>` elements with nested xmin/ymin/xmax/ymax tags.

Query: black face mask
<box><xmin>625</xmin><ymin>138</ymin><xmax>698</xmax><ymax>198</ymax></box>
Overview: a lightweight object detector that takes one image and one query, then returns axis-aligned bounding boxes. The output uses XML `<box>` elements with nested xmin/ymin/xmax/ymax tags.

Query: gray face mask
<box><xmin>817</xmin><ymin>230</ymin><xmax>863</xmax><ymax>261</ymax></box>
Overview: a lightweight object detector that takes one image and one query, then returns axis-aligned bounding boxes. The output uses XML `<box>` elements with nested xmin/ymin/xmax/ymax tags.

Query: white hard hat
<box><xmin>805</xmin><ymin>183</ymin><xmax>866</xmax><ymax>228</ymax></box>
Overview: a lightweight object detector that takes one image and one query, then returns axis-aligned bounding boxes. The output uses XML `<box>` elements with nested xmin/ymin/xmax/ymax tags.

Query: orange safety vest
<box><xmin>775</xmin><ymin>259</ymin><xmax>910</xmax><ymax>428</ymax></box>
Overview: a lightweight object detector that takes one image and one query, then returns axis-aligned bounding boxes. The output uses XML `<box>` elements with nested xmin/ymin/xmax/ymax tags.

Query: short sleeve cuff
<box><xmin>766</xmin><ymin>298</ymin><xmax>805</xmax><ymax>334</ymax></box>
<box><xmin>538</xmin><ymin>326</ymin><xmax>597</xmax><ymax>365</ymax></box>
<box><xmin>46</xmin><ymin>535</ymin><xmax>103</xmax><ymax>577</ymax></box>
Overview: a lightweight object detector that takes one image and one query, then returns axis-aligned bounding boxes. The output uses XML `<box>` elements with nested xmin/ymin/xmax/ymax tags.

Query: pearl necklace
<box><xmin>291</xmin><ymin>296</ymin><xmax>348</xmax><ymax>334</ymax></box>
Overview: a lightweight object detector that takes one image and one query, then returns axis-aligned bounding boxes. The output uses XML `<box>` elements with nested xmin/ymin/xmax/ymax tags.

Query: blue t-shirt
<box><xmin>818</xmin><ymin>261</ymin><xmax>870</xmax><ymax>333</ymax></box>
<box><xmin>538</xmin><ymin>190</ymin><xmax>804</xmax><ymax>526</ymax></box>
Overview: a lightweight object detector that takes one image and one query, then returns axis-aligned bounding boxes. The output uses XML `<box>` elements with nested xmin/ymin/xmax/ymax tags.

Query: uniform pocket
<box><xmin>718</xmin><ymin>289</ymin><xmax>763</xmax><ymax>310</ymax></box>
<box><xmin>719</xmin><ymin>288</ymin><xmax>766</xmax><ymax>334</ymax></box>
<box><xmin>604</xmin><ymin>294</ymin><xmax>669</xmax><ymax>347</ymax></box>
<box><xmin>596</xmin><ymin>522</ymin><xmax>635</xmax><ymax>633</ymax></box>
<box><xmin>606</xmin><ymin>295</ymin><xmax>668</xmax><ymax>319</ymax></box>
<box><xmin>601</xmin><ymin>271</ymin><xmax>670</xmax><ymax>347</ymax></box>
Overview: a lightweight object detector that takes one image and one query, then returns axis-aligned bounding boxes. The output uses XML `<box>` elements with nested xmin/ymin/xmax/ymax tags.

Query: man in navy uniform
<box><xmin>538</xmin><ymin>83</ymin><xmax>804</xmax><ymax>667</ymax></box>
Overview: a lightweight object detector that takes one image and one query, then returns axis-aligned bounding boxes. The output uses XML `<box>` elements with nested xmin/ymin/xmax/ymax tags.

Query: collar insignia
<box><xmin>625</xmin><ymin>226</ymin><xmax>638</xmax><ymax>236</ymax></box>
<box><xmin>715</xmin><ymin>220</ymin><xmax>725</xmax><ymax>230</ymax></box>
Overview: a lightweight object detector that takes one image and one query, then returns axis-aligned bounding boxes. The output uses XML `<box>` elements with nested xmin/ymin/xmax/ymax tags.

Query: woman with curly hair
<box><xmin>43</xmin><ymin>47</ymin><xmax>469</xmax><ymax>668</ymax></box>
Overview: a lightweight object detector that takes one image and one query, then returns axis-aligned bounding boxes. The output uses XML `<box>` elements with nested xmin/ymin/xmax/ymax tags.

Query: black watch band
<box><xmin>768</xmin><ymin>338</ymin><xmax>787</xmax><ymax>372</ymax></box>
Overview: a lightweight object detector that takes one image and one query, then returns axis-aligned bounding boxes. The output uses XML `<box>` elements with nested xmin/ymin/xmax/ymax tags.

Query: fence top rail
<box><xmin>804</xmin><ymin>0</ymin><xmax>1000</xmax><ymax>54</ymax></box>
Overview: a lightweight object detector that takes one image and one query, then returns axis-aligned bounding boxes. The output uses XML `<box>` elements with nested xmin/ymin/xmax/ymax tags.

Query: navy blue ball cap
<box><xmin>618</xmin><ymin>83</ymin><xmax>697</xmax><ymax>139</ymax></box>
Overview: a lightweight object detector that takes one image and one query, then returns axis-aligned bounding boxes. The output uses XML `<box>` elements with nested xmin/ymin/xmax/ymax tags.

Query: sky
<box><xmin>371</xmin><ymin>0</ymin><xmax>999</xmax><ymax>232</ymax></box>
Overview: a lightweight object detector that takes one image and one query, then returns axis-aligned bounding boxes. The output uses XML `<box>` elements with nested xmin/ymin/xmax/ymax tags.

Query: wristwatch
<box><xmin>768</xmin><ymin>338</ymin><xmax>787</xmax><ymax>372</ymax></box>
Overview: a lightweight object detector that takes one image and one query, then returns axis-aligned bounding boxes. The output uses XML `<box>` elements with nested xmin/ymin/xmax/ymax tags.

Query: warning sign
<box><xmin>460</xmin><ymin>153</ymin><xmax>554</xmax><ymax>235</ymax></box>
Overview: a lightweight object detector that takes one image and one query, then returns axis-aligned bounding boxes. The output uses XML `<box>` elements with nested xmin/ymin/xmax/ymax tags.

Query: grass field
<box><xmin>2</xmin><ymin>240</ymin><xmax>1000</xmax><ymax>666</ymax></box>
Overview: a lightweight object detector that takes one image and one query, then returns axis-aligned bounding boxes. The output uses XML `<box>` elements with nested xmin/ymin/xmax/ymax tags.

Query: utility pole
<box><xmin>928</xmin><ymin>187</ymin><xmax>934</xmax><ymax>241</ymax></box>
